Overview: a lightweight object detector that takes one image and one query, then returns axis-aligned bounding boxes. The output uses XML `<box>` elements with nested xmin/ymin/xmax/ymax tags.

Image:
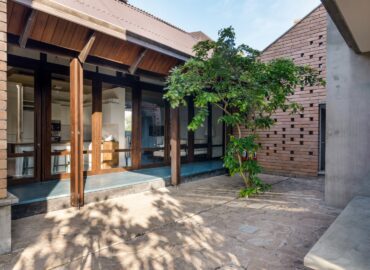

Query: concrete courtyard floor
<box><xmin>0</xmin><ymin>174</ymin><xmax>340</xmax><ymax>270</ymax></box>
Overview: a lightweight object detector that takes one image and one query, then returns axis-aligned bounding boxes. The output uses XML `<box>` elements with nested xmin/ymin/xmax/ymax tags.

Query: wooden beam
<box><xmin>70</xmin><ymin>58</ymin><xmax>84</xmax><ymax>207</ymax></box>
<box><xmin>129</xmin><ymin>49</ymin><xmax>147</xmax><ymax>75</ymax></box>
<box><xmin>126</xmin><ymin>35</ymin><xmax>189</xmax><ymax>61</ymax></box>
<box><xmin>19</xmin><ymin>10</ymin><xmax>37</xmax><ymax>49</ymax></box>
<box><xmin>78</xmin><ymin>32</ymin><xmax>96</xmax><ymax>64</ymax></box>
<box><xmin>170</xmin><ymin>107</ymin><xmax>180</xmax><ymax>185</ymax></box>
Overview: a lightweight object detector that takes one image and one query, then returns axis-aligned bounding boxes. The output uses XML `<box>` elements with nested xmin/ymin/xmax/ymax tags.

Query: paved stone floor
<box><xmin>0</xmin><ymin>174</ymin><xmax>339</xmax><ymax>270</ymax></box>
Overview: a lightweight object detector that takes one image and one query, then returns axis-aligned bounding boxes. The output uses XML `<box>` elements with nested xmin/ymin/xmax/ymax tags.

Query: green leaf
<box><xmin>164</xmin><ymin>26</ymin><xmax>325</xmax><ymax>194</ymax></box>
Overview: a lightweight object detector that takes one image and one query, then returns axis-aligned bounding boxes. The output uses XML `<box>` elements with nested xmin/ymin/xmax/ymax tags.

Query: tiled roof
<box><xmin>15</xmin><ymin>0</ymin><xmax>206</xmax><ymax>58</ymax></box>
<box><xmin>189</xmin><ymin>31</ymin><xmax>212</xmax><ymax>42</ymax></box>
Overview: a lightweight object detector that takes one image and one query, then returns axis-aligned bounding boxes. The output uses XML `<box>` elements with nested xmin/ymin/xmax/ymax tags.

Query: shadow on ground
<box><xmin>0</xmin><ymin>174</ymin><xmax>339</xmax><ymax>269</ymax></box>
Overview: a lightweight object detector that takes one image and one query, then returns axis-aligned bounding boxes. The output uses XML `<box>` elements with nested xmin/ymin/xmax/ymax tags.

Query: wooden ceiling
<box><xmin>7</xmin><ymin>1</ymin><xmax>180</xmax><ymax>75</ymax></box>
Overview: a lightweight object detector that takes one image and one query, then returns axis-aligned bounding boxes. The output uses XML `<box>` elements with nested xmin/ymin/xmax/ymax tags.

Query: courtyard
<box><xmin>0</xmin><ymin>174</ymin><xmax>339</xmax><ymax>269</ymax></box>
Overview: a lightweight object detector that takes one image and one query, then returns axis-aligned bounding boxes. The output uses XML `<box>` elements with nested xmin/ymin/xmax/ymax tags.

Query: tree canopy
<box><xmin>164</xmin><ymin>27</ymin><xmax>324</xmax><ymax>196</ymax></box>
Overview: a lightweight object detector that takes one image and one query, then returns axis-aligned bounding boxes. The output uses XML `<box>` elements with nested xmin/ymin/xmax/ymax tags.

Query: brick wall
<box><xmin>241</xmin><ymin>5</ymin><xmax>327</xmax><ymax>177</ymax></box>
<box><xmin>0</xmin><ymin>0</ymin><xmax>6</xmax><ymax>198</ymax></box>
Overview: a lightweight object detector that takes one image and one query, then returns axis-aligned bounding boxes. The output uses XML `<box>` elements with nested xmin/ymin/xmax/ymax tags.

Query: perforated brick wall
<box><xmin>241</xmin><ymin>5</ymin><xmax>327</xmax><ymax>177</ymax></box>
<box><xmin>0</xmin><ymin>0</ymin><xmax>6</xmax><ymax>198</ymax></box>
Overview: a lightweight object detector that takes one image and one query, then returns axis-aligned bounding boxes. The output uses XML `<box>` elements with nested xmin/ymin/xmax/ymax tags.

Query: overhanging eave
<box><xmin>322</xmin><ymin>0</ymin><xmax>370</xmax><ymax>53</ymax></box>
<box><xmin>12</xmin><ymin>0</ymin><xmax>191</xmax><ymax>61</ymax></box>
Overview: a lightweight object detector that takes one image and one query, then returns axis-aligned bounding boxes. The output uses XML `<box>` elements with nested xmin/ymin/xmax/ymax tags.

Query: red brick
<box><xmin>240</xmin><ymin>5</ymin><xmax>327</xmax><ymax>177</ymax></box>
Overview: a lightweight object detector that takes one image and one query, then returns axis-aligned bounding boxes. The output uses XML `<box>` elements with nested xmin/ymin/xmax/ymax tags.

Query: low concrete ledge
<box><xmin>0</xmin><ymin>192</ymin><xmax>18</xmax><ymax>254</ymax></box>
<box><xmin>0</xmin><ymin>192</ymin><xmax>18</xmax><ymax>207</ymax></box>
<box><xmin>12</xmin><ymin>169</ymin><xmax>226</xmax><ymax>219</ymax></box>
<box><xmin>304</xmin><ymin>196</ymin><xmax>370</xmax><ymax>270</ymax></box>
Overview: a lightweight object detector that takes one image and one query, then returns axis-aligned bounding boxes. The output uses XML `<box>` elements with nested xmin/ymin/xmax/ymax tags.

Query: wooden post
<box><xmin>131</xmin><ymin>85</ymin><xmax>142</xmax><ymax>169</ymax></box>
<box><xmin>91</xmin><ymin>76</ymin><xmax>102</xmax><ymax>173</ymax></box>
<box><xmin>39</xmin><ymin>53</ymin><xmax>49</xmax><ymax>181</ymax></box>
<box><xmin>164</xmin><ymin>101</ymin><xmax>171</xmax><ymax>163</ymax></box>
<box><xmin>70</xmin><ymin>58</ymin><xmax>84</xmax><ymax>207</ymax></box>
<box><xmin>170</xmin><ymin>107</ymin><xmax>180</xmax><ymax>185</ymax></box>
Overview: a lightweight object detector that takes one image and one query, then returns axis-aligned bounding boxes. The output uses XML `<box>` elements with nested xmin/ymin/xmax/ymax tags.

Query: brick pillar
<box><xmin>0</xmin><ymin>0</ymin><xmax>6</xmax><ymax>199</ymax></box>
<box><xmin>0</xmin><ymin>0</ymin><xmax>15</xmax><ymax>255</ymax></box>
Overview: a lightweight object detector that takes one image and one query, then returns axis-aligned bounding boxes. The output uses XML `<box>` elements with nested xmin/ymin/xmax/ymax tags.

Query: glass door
<box><xmin>7</xmin><ymin>67</ymin><xmax>37</xmax><ymax>183</ymax></box>
<box><xmin>194</xmin><ymin>108</ymin><xmax>209</xmax><ymax>161</ymax></box>
<box><xmin>211</xmin><ymin>105</ymin><xmax>224</xmax><ymax>158</ymax></box>
<box><xmin>47</xmin><ymin>73</ymin><xmax>92</xmax><ymax>180</ymax></box>
<box><xmin>140</xmin><ymin>90</ymin><xmax>166</xmax><ymax>166</ymax></box>
<box><xmin>100</xmin><ymin>81</ymin><xmax>133</xmax><ymax>172</ymax></box>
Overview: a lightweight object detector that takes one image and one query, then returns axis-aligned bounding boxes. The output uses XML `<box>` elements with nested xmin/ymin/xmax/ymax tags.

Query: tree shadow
<box><xmin>0</xmin><ymin>174</ymin><xmax>339</xmax><ymax>269</ymax></box>
<box><xmin>1</xmin><ymin>176</ymin><xmax>245</xmax><ymax>269</ymax></box>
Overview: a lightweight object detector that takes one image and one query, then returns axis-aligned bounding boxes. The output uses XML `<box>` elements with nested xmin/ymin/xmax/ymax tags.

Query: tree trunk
<box><xmin>236</xmin><ymin>124</ymin><xmax>251</xmax><ymax>187</ymax></box>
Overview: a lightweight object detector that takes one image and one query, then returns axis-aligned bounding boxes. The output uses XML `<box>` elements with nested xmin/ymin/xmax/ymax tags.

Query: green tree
<box><xmin>164</xmin><ymin>27</ymin><xmax>324</xmax><ymax>197</ymax></box>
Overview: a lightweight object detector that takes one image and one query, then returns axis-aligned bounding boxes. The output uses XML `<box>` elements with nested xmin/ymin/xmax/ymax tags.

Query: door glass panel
<box><xmin>141</xmin><ymin>90</ymin><xmax>165</xmax><ymax>165</ymax></box>
<box><xmin>101</xmin><ymin>82</ymin><xmax>132</xmax><ymax>169</ymax></box>
<box><xmin>7</xmin><ymin>67</ymin><xmax>35</xmax><ymax>179</ymax></box>
<box><xmin>212</xmin><ymin>105</ymin><xmax>224</xmax><ymax>158</ymax></box>
<box><xmin>212</xmin><ymin>146</ymin><xmax>223</xmax><ymax>158</ymax></box>
<box><xmin>179</xmin><ymin>106</ymin><xmax>188</xmax><ymax>161</ymax></box>
<box><xmin>51</xmin><ymin>74</ymin><xmax>71</xmax><ymax>175</ymax></box>
<box><xmin>50</xmin><ymin>74</ymin><xmax>92</xmax><ymax>175</ymax></box>
<box><xmin>194</xmin><ymin>108</ymin><xmax>208</xmax><ymax>159</ymax></box>
<box><xmin>83</xmin><ymin>79</ymin><xmax>93</xmax><ymax>171</ymax></box>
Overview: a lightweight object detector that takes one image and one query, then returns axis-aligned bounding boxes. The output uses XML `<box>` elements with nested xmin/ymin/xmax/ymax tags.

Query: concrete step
<box><xmin>11</xmin><ymin>165</ymin><xmax>226</xmax><ymax>219</ymax></box>
<box><xmin>304</xmin><ymin>196</ymin><xmax>370</xmax><ymax>270</ymax></box>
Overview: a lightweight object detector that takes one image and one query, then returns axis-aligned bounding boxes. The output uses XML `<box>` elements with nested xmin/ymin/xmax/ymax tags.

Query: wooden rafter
<box><xmin>78</xmin><ymin>32</ymin><xmax>96</xmax><ymax>64</ymax></box>
<box><xmin>129</xmin><ymin>49</ymin><xmax>148</xmax><ymax>74</ymax></box>
<box><xmin>19</xmin><ymin>10</ymin><xmax>37</xmax><ymax>48</ymax></box>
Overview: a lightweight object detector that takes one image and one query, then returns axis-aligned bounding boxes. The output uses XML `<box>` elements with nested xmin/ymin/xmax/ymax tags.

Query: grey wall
<box><xmin>326</xmin><ymin>17</ymin><xmax>370</xmax><ymax>208</ymax></box>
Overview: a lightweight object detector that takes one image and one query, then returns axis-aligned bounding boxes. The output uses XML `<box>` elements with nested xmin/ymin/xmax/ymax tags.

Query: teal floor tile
<box><xmin>9</xmin><ymin>160</ymin><xmax>224</xmax><ymax>205</ymax></box>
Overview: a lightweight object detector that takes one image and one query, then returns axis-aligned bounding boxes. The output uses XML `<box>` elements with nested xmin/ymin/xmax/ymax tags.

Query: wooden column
<box><xmin>131</xmin><ymin>85</ymin><xmax>142</xmax><ymax>169</ymax></box>
<box><xmin>70</xmin><ymin>58</ymin><xmax>84</xmax><ymax>207</ymax></box>
<box><xmin>170</xmin><ymin>107</ymin><xmax>180</xmax><ymax>185</ymax></box>
<box><xmin>38</xmin><ymin>53</ymin><xmax>48</xmax><ymax>181</ymax></box>
<box><xmin>91</xmin><ymin>76</ymin><xmax>102</xmax><ymax>173</ymax></box>
<box><xmin>164</xmin><ymin>101</ymin><xmax>171</xmax><ymax>163</ymax></box>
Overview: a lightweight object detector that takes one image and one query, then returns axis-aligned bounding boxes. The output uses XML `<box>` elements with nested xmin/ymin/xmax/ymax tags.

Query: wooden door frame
<box><xmin>7</xmin><ymin>55</ymin><xmax>41</xmax><ymax>185</ymax></box>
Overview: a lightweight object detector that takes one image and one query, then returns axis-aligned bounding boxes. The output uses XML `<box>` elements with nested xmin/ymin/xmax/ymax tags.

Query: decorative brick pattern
<box><xmin>0</xmin><ymin>0</ymin><xmax>6</xmax><ymax>198</ymax></box>
<box><xmin>241</xmin><ymin>5</ymin><xmax>327</xmax><ymax>177</ymax></box>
